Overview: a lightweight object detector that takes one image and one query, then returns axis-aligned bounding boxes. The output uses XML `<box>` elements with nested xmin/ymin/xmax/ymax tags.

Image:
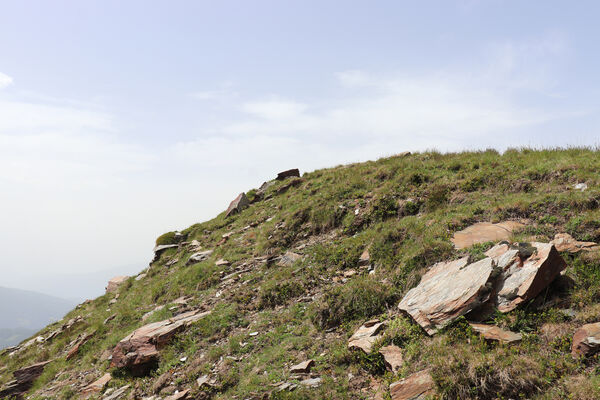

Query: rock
<box><xmin>0</xmin><ymin>361</ymin><xmax>51</xmax><ymax>399</ymax></box>
<box><xmin>277</xmin><ymin>251</ymin><xmax>302</xmax><ymax>267</ymax></box>
<box><xmin>276</xmin><ymin>168</ymin><xmax>300</xmax><ymax>180</ymax></box>
<box><xmin>299</xmin><ymin>377</ymin><xmax>321</xmax><ymax>388</ymax></box>
<box><xmin>550</xmin><ymin>233</ymin><xmax>599</xmax><ymax>253</ymax></box>
<box><xmin>574</xmin><ymin>182</ymin><xmax>588</xmax><ymax>191</ymax></box>
<box><xmin>358</xmin><ymin>248</ymin><xmax>370</xmax><ymax>267</ymax></box>
<box><xmin>196</xmin><ymin>375</ymin><xmax>214</xmax><ymax>388</ymax></box>
<box><xmin>66</xmin><ymin>331</ymin><xmax>95</xmax><ymax>360</ymax></box>
<box><xmin>142</xmin><ymin>305</ymin><xmax>165</xmax><ymax>322</ymax></box>
<box><xmin>389</xmin><ymin>370</ymin><xmax>436</xmax><ymax>400</ymax></box>
<box><xmin>348</xmin><ymin>320</ymin><xmax>387</xmax><ymax>353</ymax></box>
<box><xmin>490</xmin><ymin>242</ymin><xmax>567</xmax><ymax>312</ymax></box>
<box><xmin>153</xmin><ymin>244</ymin><xmax>179</xmax><ymax>253</ymax></box>
<box><xmin>290</xmin><ymin>359</ymin><xmax>314</xmax><ymax>374</ymax></box>
<box><xmin>165</xmin><ymin>390</ymin><xmax>190</xmax><ymax>400</ymax></box>
<box><xmin>82</xmin><ymin>373</ymin><xmax>112</xmax><ymax>396</ymax></box>
<box><xmin>396</xmin><ymin>151</ymin><xmax>411</xmax><ymax>157</ymax></box>
<box><xmin>225</xmin><ymin>193</ymin><xmax>249</xmax><ymax>217</ymax></box>
<box><xmin>135</xmin><ymin>273</ymin><xmax>147</xmax><ymax>281</ymax></box>
<box><xmin>277</xmin><ymin>178</ymin><xmax>304</xmax><ymax>194</ymax></box>
<box><xmin>379</xmin><ymin>345</ymin><xmax>403</xmax><ymax>373</ymax></box>
<box><xmin>451</xmin><ymin>221</ymin><xmax>525</xmax><ymax>249</ymax></box>
<box><xmin>102</xmin><ymin>385</ymin><xmax>130</xmax><ymax>400</ymax></box>
<box><xmin>187</xmin><ymin>250</ymin><xmax>213</xmax><ymax>265</ymax></box>
<box><xmin>111</xmin><ymin>309</ymin><xmax>211</xmax><ymax>375</ymax></box>
<box><xmin>106</xmin><ymin>276</ymin><xmax>129</xmax><ymax>293</ymax></box>
<box><xmin>469</xmin><ymin>323</ymin><xmax>522</xmax><ymax>344</ymax></box>
<box><xmin>215</xmin><ymin>259</ymin><xmax>231</xmax><ymax>266</ymax></box>
<box><xmin>398</xmin><ymin>257</ymin><xmax>496</xmax><ymax>335</ymax></box>
<box><xmin>572</xmin><ymin>322</ymin><xmax>600</xmax><ymax>357</ymax></box>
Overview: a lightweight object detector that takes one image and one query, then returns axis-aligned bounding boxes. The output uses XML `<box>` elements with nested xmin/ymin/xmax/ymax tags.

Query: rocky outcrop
<box><xmin>111</xmin><ymin>309</ymin><xmax>211</xmax><ymax>375</ymax></box>
<box><xmin>398</xmin><ymin>257</ymin><xmax>496</xmax><ymax>334</ymax></box>
<box><xmin>572</xmin><ymin>322</ymin><xmax>600</xmax><ymax>357</ymax></box>
<box><xmin>106</xmin><ymin>276</ymin><xmax>129</xmax><ymax>293</ymax></box>
<box><xmin>389</xmin><ymin>369</ymin><xmax>436</xmax><ymax>400</ymax></box>
<box><xmin>348</xmin><ymin>320</ymin><xmax>387</xmax><ymax>353</ymax></box>
<box><xmin>379</xmin><ymin>345</ymin><xmax>403</xmax><ymax>373</ymax></box>
<box><xmin>225</xmin><ymin>193</ymin><xmax>249</xmax><ymax>217</ymax></box>
<box><xmin>82</xmin><ymin>373</ymin><xmax>112</xmax><ymax>396</ymax></box>
<box><xmin>451</xmin><ymin>221</ymin><xmax>524</xmax><ymax>249</ymax></box>
<box><xmin>0</xmin><ymin>361</ymin><xmax>51</xmax><ymax>399</ymax></box>
<box><xmin>550</xmin><ymin>233</ymin><xmax>599</xmax><ymax>253</ymax></box>
<box><xmin>469</xmin><ymin>323</ymin><xmax>522</xmax><ymax>344</ymax></box>
<box><xmin>276</xmin><ymin>168</ymin><xmax>300</xmax><ymax>180</ymax></box>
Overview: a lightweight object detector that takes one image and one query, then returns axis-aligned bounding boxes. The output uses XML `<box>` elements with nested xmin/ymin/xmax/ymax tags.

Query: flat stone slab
<box><xmin>348</xmin><ymin>320</ymin><xmax>387</xmax><ymax>353</ymax></box>
<box><xmin>276</xmin><ymin>168</ymin><xmax>300</xmax><ymax>180</ymax></box>
<box><xmin>82</xmin><ymin>373</ymin><xmax>112</xmax><ymax>396</ymax></box>
<box><xmin>389</xmin><ymin>369</ymin><xmax>436</xmax><ymax>400</ymax></box>
<box><xmin>451</xmin><ymin>221</ymin><xmax>524</xmax><ymax>249</ymax></box>
<box><xmin>379</xmin><ymin>345</ymin><xmax>403</xmax><ymax>373</ymax></box>
<box><xmin>469</xmin><ymin>323</ymin><xmax>522</xmax><ymax>344</ymax></box>
<box><xmin>398</xmin><ymin>257</ymin><xmax>495</xmax><ymax>335</ymax></box>
<box><xmin>289</xmin><ymin>359</ymin><xmax>314</xmax><ymax>373</ymax></box>
<box><xmin>550</xmin><ymin>233</ymin><xmax>599</xmax><ymax>253</ymax></box>
<box><xmin>572</xmin><ymin>322</ymin><xmax>600</xmax><ymax>357</ymax></box>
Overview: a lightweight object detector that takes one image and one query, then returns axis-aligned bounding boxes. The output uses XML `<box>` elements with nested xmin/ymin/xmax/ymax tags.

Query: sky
<box><xmin>1</xmin><ymin>0</ymin><xmax>600</xmax><ymax>299</ymax></box>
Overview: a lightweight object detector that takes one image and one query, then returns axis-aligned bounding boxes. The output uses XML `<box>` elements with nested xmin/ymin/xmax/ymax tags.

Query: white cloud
<box><xmin>0</xmin><ymin>72</ymin><xmax>13</xmax><ymax>89</ymax></box>
<box><xmin>241</xmin><ymin>98</ymin><xmax>308</xmax><ymax>120</ymax></box>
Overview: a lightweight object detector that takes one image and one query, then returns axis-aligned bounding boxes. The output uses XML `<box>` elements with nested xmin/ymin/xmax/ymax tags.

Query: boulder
<box><xmin>572</xmin><ymin>322</ymin><xmax>600</xmax><ymax>357</ymax></box>
<box><xmin>187</xmin><ymin>250</ymin><xmax>213</xmax><ymax>265</ymax></box>
<box><xmin>489</xmin><ymin>242</ymin><xmax>567</xmax><ymax>312</ymax></box>
<box><xmin>111</xmin><ymin>309</ymin><xmax>211</xmax><ymax>375</ymax></box>
<box><xmin>290</xmin><ymin>359</ymin><xmax>314</xmax><ymax>374</ymax></box>
<box><xmin>106</xmin><ymin>276</ymin><xmax>129</xmax><ymax>293</ymax></box>
<box><xmin>469</xmin><ymin>323</ymin><xmax>522</xmax><ymax>344</ymax></box>
<box><xmin>451</xmin><ymin>221</ymin><xmax>524</xmax><ymax>249</ymax></box>
<box><xmin>550</xmin><ymin>233</ymin><xmax>599</xmax><ymax>253</ymax></box>
<box><xmin>276</xmin><ymin>168</ymin><xmax>300</xmax><ymax>180</ymax></box>
<box><xmin>389</xmin><ymin>370</ymin><xmax>436</xmax><ymax>400</ymax></box>
<box><xmin>379</xmin><ymin>345</ymin><xmax>403</xmax><ymax>373</ymax></box>
<box><xmin>398</xmin><ymin>257</ymin><xmax>496</xmax><ymax>334</ymax></box>
<box><xmin>348</xmin><ymin>320</ymin><xmax>387</xmax><ymax>353</ymax></box>
<box><xmin>0</xmin><ymin>361</ymin><xmax>51</xmax><ymax>399</ymax></box>
<box><xmin>82</xmin><ymin>373</ymin><xmax>112</xmax><ymax>396</ymax></box>
<box><xmin>225</xmin><ymin>193</ymin><xmax>249</xmax><ymax>217</ymax></box>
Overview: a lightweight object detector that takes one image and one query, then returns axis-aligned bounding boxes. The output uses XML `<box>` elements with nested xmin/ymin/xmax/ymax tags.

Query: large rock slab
<box><xmin>276</xmin><ymin>168</ymin><xmax>300</xmax><ymax>180</ymax></box>
<box><xmin>0</xmin><ymin>361</ymin><xmax>51</xmax><ymax>399</ymax></box>
<box><xmin>106</xmin><ymin>276</ymin><xmax>129</xmax><ymax>293</ymax></box>
<box><xmin>469</xmin><ymin>323</ymin><xmax>522</xmax><ymax>344</ymax></box>
<box><xmin>225</xmin><ymin>193</ymin><xmax>249</xmax><ymax>217</ymax></box>
<box><xmin>111</xmin><ymin>309</ymin><xmax>211</xmax><ymax>375</ymax></box>
<box><xmin>389</xmin><ymin>370</ymin><xmax>436</xmax><ymax>400</ymax></box>
<box><xmin>398</xmin><ymin>257</ymin><xmax>496</xmax><ymax>335</ymax></box>
<box><xmin>550</xmin><ymin>233</ymin><xmax>599</xmax><ymax>253</ymax></box>
<box><xmin>572</xmin><ymin>322</ymin><xmax>600</xmax><ymax>357</ymax></box>
<box><xmin>348</xmin><ymin>320</ymin><xmax>387</xmax><ymax>353</ymax></box>
<box><xmin>451</xmin><ymin>221</ymin><xmax>524</xmax><ymax>249</ymax></box>
<box><xmin>490</xmin><ymin>242</ymin><xmax>567</xmax><ymax>312</ymax></box>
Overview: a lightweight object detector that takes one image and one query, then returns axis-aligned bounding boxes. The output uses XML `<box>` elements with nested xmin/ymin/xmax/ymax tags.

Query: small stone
<box><xmin>572</xmin><ymin>322</ymin><xmax>600</xmax><ymax>357</ymax></box>
<box><xmin>215</xmin><ymin>259</ymin><xmax>231</xmax><ymax>266</ymax></box>
<box><xmin>389</xmin><ymin>370</ymin><xmax>436</xmax><ymax>400</ymax></box>
<box><xmin>299</xmin><ymin>377</ymin><xmax>321</xmax><ymax>388</ymax></box>
<box><xmin>469</xmin><ymin>323</ymin><xmax>522</xmax><ymax>344</ymax></box>
<box><xmin>249</xmin><ymin>331</ymin><xmax>259</xmax><ymax>337</ymax></box>
<box><xmin>348</xmin><ymin>320</ymin><xmax>387</xmax><ymax>353</ymax></box>
<box><xmin>379</xmin><ymin>345</ymin><xmax>403</xmax><ymax>373</ymax></box>
<box><xmin>278</xmin><ymin>251</ymin><xmax>302</xmax><ymax>267</ymax></box>
<box><xmin>574</xmin><ymin>182</ymin><xmax>588</xmax><ymax>191</ymax></box>
<box><xmin>289</xmin><ymin>359</ymin><xmax>314</xmax><ymax>373</ymax></box>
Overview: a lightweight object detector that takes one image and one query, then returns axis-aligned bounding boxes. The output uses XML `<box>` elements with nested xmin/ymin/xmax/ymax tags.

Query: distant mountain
<box><xmin>0</xmin><ymin>287</ymin><xmax>75</xmax><ymax>348</ymax></box>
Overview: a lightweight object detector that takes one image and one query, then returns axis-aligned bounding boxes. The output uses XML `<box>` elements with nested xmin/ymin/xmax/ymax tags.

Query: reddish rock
<box><xmin>111</xmin><ymin>309</ymin><xmax>211</xmax><ymax>375</ymax></box>
<box><xmin>389</xmin><ymin>369</ymin><xmax>436</xmax><ymax>400</ymax></box>
<box><xmin>469</xmin><ymin>323</ymin><xmax>522</xmax><ymax>344</ymax></box>
<box><xmin>572</xmin><ymin>322</ymin><xmax>600</xmax><ymax>357</ymax></box>
<box><xmin>398</xmin><ymin>257</ymin><xmax>496</xmax><ymax>335</ymax></box>
<box><xmin>165</xmin><ymin>390</ymin><xmax>190</xmax><ymax>400</ymax></box>
<box><xmin>66</xmin><ymin>331</ymin><xmax>95</xmax><ymax>360</ymax></box>
<box><xmin>358</xmin><ymin>248</ymin><xmax>370</xmax><ymax>267</ymax></box>
<box><xmin>225</xmin><ymin>193</ymin><xmax>250</xmax><ymax>217</ymax></box>
<box><xmin>276</xmin><ymin>168</ymin><xmax>300</xmax><ymax>180</ymax></box>
<box><xmin>82</xmin><ymin>373</ymin><xmax>111</xmax><ymax>396</ymax></box>
<box><xmin>550</xmin><ymin>233</ymin><xmax>599</xmax><ymax>253</ymax></box>
<box><xmin>0</xmin><ymin>361</ymin><xmax>51</xmax><ymax>399</ymax></box>
<box><xmin>379</xmin><ymin>345</ymin><xmax>403</xmax><ymax>373</ymax></box>
<box><xmin>348</xmin><ymin>320</ymin><xmax>387</xmax><ymax>353</ymax></box>
<box><xmin>106</xmin><ymin>276</ymin><xmax>129</xmax><ymax>293</ymax></box>
<box><xmin>451</xmin><ymin>221</ymin><xmax>524</xmax><ymax>249</ymax></box>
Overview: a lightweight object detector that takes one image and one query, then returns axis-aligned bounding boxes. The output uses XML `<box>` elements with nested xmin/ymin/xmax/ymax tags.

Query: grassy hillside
<box><xmin>2</xmin><ymin>148</ymin><xmax>600</xmax><ymax>399</ymax></box>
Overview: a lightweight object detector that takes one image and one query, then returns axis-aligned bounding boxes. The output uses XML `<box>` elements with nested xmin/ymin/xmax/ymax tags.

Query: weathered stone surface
<box><xmin>398</xmin><ymin>257</ymin><xmax>495</xmax><ymax>334</ymax></box>
<box><xmin>82</xmin><ymin>373</ymin><xmax>112</xmax><ymax>396</ymax></box>
<box><xmin>348</xmin><ymin>320</ymin><xmax>387</xmax><ymax>353</ymax></box>
<box><xmin>106</xmin><ymin>276</ymin><xmax>129</xmax><ymax>293</ymax></box>
<box><xmin>358</xmin><ymin>248</ymin><xmax>370</xmax><ymax>267</ymax></box>
<box><xmin>379</xmin><ymin>345</ymin><xmax>403</xmax><ymax>373</ymax></box>
<box><xmin>451</xmin><ymin>221</ymin><xmax>524</xmax><ymax>249</ymax></box>
<box><xmin>389</xmin><ymin>370</ymin><xmax>436</xmax><ymax>400</ymax></box>
<box><xmin>0</xmin><ymin>361</ymin><xmax>50</xmax><ymax>398</ymax></box>
<box><xmin>572</xmin><ymin>322</ymin><xmax>600</xmax><ymax>357</ymax></box>
<box><xmin>469</xmin><ymin>323</ymin><xmax>522</xmax><ymax>344</ymax></box>
<box><xmin>290</xmin><ymin>359</ymin><xmax>314</xmax><ymax>373</ymax></box>
<box><xmin>278</xmin><ymin>251</ymin><xmax>302</xmax><ymax>267</ymax></box>
<box><xmin>102</xmin><ymin>385</ymin><xmax>130</xmax><ymax>400</ymax></box>
<box><xmin>215</xmin><ymin>258</ymin><xmax>230</xmax><ymax>266</ymax></box>
<box><xmin>164</xmin><ymin>390</ymin><xmax>189</xmax><ymax>400</ymax></box>
<box><xmin>550</xmin><ymin>233</ymin><xmax>599</xmax><ymax>253</ymax></box>
<box><xmin>490</xmin><ymin>242</ymin><xmax>567</xmax><ymax>312</ymax></box>
<box><xmin>66</xmin><ymin>331</ymin><xmax>95</xmax><ymax>360</ymax></box>
<box><xmin>276</xmin><ymin>168</ymin><xmax>300</xmax><ymax>180</ymax></box>
<box><xmin>111</xmin><ymin>309</ymin><xmax>211</xmax><ymax>375</ymax></box>
<box><xmin>153</xmin><ymin>244</ymin><xmax>179</xmax><ymax>253</ymax></box>
<box><xmin>225</xmin><ymin>193</ymin><xmax>249</xmax><ymax>217</ymax></box>
<box><xmin>187</xmin><ymin>250</ymin><xmax>213</xmax><ymax>265</ymax></box>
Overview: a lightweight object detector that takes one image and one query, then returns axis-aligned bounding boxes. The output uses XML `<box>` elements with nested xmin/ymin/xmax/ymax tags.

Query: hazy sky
<box><xmin>1</xmin><ymin>1</ymin><xmax>600</xmax><ymax>297</ymax></box>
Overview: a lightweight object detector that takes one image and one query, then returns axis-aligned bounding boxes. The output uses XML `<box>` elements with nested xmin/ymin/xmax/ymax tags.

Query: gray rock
<box><xmin>225</xmin><ymin>193</ymin><xmax>250</xmax><ymax>217</ymax></box>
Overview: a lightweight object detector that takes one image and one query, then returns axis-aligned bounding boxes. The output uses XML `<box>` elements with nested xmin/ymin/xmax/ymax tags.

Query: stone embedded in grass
<box><xmin>571</xmin><ymin>322</ymin><xmax>600</xmax><ymax>357</ymax></box>
<box><xmin>111</xmin><ymin>309</ymin><xmax>211</xmax><ymax>376</ymax></box>
<box><xmin>187</xmin><ymin>249</ymin><xmax>213</xmax><ymax>265</ymax></box>
<box><xmin>469</xmin><ymin>323</ymin><xmax>522</xmax><ymax>344</ymax></box>
<box><xmin>66</xmin><ymin>330</ymin><xmax>95</xmax><ymax>360</ymax></box>
<box><xmin>0</xmin><ymin>360</ymin><xmax>51</xmax><ymax>399</ymax></box>
<box><xmin>348</xmin><ymin>320</ymin><xmax>387</xmax><ymax>353</ymax></box>
<box><xmin>398</xmin><ymin>257</ymin><xmax>496</xmax><ymax>335</ymax></box>
<box><xmin>102</xmin><ymin>385</ymin><xmax>130</xmax><ymax>400</ymax></box>
<box><xmin>289</xmin><ymin>359</ymin><xmax>314</xmax><ymax>374</ymax></box>
<box><xmin>451</xmin><ymin>221</ymin><xmax>525</xmax><ymax>249</ymax></box>
<box><xmin>164</xmin><ymin>389</ymin><xmax>190</xmax><ymax>400</ymax></box>
<box><xmin>215</xmin><ymin>258</ymin><xmax>230</xmax><ymax>266</ymax></box>
<box><xmin>550</xmin><ymin>233</ymin><xmax>599</xmax><ymax>253</ymax></box>
<box><xmin>277</xmin><ymin>251</ymin><xmax>302</xmax><ymax>267</ymax></box>
<box><xmin>105</xmin><ymin>276</ymin><xmax>129</xmax><ymax>293</ymax></box>
<box><xmin>379</xmin><ymin>345</ymin><xmax>403</xmax><ymax>373</ymax></box>
<box><xmin>81</xmin><ymin>372</ymin><xmax>111</xmax><ymax>396</ymax></box>
<box><xmin>389</xmin><ymin>369</ymin><xmax>436</xmax><ymax>400</ymax></box>
<box><xmin>358</xmin><ymin>248</ymin><xmax>370</xmax><ymax>268</ymax></box>
<box><xmin>225</xmin><ymin>192</ymin><xmax>250</xmax><ymax>217</ymax></box>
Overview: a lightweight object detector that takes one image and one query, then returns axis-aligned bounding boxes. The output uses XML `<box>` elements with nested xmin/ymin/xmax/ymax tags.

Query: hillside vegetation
<box><xmin>2</xmin><ymin>148</ymin><xmax>600</xmax><ymax>399</ymax></box>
